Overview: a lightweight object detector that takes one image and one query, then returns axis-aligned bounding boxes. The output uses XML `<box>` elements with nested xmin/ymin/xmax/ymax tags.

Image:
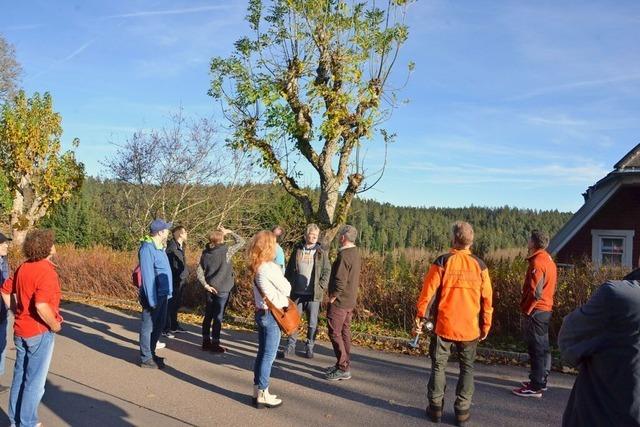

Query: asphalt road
<box><xmin>0</xmin><ymin>302</ymin><xmax>574</xmax><ymax>426</ymax></box>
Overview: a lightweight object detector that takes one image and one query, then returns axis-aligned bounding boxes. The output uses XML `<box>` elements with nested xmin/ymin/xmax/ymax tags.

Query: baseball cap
<box><xmin>149</xmin><ymin>219</ymin><xmax>172</xmax><ymax>234</ymax></box>
<box><xmin>0</xmin><ymin>233</ymin><xmax>12</xmax><ymax>244</ymax></box>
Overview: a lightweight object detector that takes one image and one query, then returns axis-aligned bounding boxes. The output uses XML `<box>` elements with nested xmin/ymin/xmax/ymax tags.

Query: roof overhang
<box><xmin>549</xmin><ymin>171</ymin><xmax>640</xmax><ymax>255</ymax></box>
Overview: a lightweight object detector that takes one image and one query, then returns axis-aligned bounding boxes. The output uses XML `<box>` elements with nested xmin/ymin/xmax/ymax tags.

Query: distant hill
<box><xmin>348</xmin><ymin>198</ymin><xmax>572</xmax><ymax>254</ymax></box>
<box><xmin>38</xmin><ymin>178</ymin><xmax>572</xmax><ymax>253</ymax></box>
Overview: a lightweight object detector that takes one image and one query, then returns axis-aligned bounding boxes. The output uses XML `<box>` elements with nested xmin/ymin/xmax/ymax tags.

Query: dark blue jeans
<box><xmin>9</xmin><ymin>331</ymin><xmax>55</xmax><ymax>426</ymax></box>
<box><xmin>140</xmin><ymin>295</ymin><xmax>169</xmax><ymax>362</ymax></box>
<box><xmin>524</xmin><ymin>310</ymin><xmax>552</xmax><ymax>390</ymax></box>
<box><xmin>202</xmin><ymin>292</ymin><xmax>229</xmax><ymax>344</ymax></box>
<box><xmin>253</xmin><ymin>310</ymin><xmax>281</xmax><ymax>390</ymax></box>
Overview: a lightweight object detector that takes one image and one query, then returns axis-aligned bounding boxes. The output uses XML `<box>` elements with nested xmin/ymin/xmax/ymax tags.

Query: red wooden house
<box><xmin>549</xmin><ymin>144</ymin><xmax>640</xmax><ymax>268</ymax></box>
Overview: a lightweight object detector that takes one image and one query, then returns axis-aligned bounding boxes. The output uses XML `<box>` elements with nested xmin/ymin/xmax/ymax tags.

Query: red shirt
<box><xmin>1</xmin><ymin>259</ymin><xmax>62</xmax><ymax>338</ymax></box>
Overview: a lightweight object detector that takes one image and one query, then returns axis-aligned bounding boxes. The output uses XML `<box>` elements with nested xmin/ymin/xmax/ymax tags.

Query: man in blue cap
<box><xmin>0</xmin><ymin>232</ymin><xmax>11</xmax><ymax>392</ymax></box>
<box><xmin>139</xmin><ymin>219</ymin><xmax>173</xmax><ymax>369</ymax></box>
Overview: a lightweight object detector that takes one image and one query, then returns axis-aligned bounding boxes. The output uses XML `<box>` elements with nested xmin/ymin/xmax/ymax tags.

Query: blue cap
<box><xmin>149</xmin><ymin>219</ymin><xmax>172</xmax><ymax>234</ymax></box>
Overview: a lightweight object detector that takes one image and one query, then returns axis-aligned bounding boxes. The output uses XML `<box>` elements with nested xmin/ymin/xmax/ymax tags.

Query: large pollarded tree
<box><xmin>209</xmin><ymin>0</ymin><xmax>414</xmax><ymax>245</ymax></box>
<box><xmin>0</xmin><ymin>91</ymin><xmax>84</xmax><ymax>245</ymax></box>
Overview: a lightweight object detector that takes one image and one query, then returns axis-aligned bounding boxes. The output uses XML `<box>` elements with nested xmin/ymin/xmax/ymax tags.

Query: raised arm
<box><xmin>226</xmin><ymin>230</ymin><xmax>246</xmax><ymax>260</ymax></box>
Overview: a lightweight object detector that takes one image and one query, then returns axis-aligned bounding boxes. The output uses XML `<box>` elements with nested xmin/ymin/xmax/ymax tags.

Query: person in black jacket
<box><xmin>163</xmin><ymin>226</ymin><xmax>188</xmax><ymax>337</ymax></box>
<box><xmin>197</xmin><ymin>226</ymin><xmax>245</xmax><ymax>353</ymax></box>
<box><xmin>281</xmin><ymin>224</ymin><xmax>330</xmax><ymax>359</ymax></box>
<box><xmin>559</xmin><ymin>269</ymin><xmax>640</xmax><ymax>427</ymax></box>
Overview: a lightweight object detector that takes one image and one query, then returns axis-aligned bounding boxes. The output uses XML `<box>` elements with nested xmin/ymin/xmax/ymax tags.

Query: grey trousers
<box><xmin>287</xmin><ymin>295</ymin><xmax>320</xmax><ymax>348</ymax></box>
<box><xmin>428</xmin><ymin>335</ymin><xmax>478</xmax><ymax>413</ymax></box>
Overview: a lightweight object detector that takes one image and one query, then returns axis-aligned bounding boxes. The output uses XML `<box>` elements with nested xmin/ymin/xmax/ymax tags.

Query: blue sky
<box><xmin>2</xmin><ymin>0</ymin><xmax>639</xmax><ymax>212</ymax></box>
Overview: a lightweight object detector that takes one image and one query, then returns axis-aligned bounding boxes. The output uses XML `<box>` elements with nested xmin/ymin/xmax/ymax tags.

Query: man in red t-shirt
<box><xmin>1</xmin><ymin>229</ymin><xmax>62</xmax><ymax>427</ymax></box>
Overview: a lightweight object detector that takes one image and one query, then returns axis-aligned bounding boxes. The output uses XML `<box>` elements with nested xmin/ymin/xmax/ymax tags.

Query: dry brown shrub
<box><xmin>7</xmin><ymin>245</ymin><xmax>630</xmax><ymax>343</ymax></box>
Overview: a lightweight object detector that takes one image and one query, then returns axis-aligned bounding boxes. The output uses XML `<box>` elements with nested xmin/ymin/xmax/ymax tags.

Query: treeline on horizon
<box><xmin>36</xmin><ymin>177</ymin><xmax>572</xmax><ymax>256</ymax></box>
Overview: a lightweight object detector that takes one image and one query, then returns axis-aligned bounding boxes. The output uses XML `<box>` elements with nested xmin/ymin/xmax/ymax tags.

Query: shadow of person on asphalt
<box><xmin>42</xmin><ymin>381</ymin><xmax>135</xmax><ymax>426</ymax></box>
<box><xmin>60</xmin><ymin>319</ymin><xmax>140</xmax><ymax>367</ymax></box>
<box><xmin>62</xmin><ymin>302</ymin><xmax>556</xmax><ymax>422</ymax></box>
<box><xmin>62</xmin><ymin>311</ymin><xmax>139</xmax><ymax>347</ymax></box>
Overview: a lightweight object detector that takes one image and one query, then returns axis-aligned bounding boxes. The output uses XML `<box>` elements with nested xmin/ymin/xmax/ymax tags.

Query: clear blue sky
<box><xmin>2</xmin><ymin>0</ymin><xmax>639</xmax><ymax>213</ymax></box>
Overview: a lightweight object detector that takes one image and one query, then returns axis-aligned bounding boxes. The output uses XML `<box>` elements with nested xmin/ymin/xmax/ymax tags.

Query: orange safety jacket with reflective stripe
<box><xmin>520</xmin><ymin>249</ymin><xmax>557</xmax><ymax>315</ymax></box>
<box><xmin>416</xmin><ymin>248</ymin><xmax>493</xmax><ymax>342</ymax></box>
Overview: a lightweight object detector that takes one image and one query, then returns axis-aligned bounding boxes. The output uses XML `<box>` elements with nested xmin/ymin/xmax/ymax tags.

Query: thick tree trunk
<box><xmin>11</xmin><ymin>229</ymin><xmax>27</xmax><ymax>247</ymax></box>
<box><xmin>9</xmin><ymin>179</ymin><xmax>42</xmax><ymax>247</ymax></box>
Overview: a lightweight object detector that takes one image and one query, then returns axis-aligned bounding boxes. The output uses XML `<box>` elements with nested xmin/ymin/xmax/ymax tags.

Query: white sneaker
<box><xmin>156</xmin><ymin>341</ymin><xmax>166</xmax><ymax>349</ymax></box>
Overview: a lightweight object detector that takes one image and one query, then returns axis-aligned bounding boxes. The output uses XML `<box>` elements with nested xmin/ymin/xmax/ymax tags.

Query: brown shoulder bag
<box><xmin>254</xmin><ymin>280</ymin><xmax>300</xmax><ymax>336</ymax></box>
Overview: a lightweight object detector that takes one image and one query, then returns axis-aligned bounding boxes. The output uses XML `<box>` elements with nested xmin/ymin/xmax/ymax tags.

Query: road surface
<box><xmin>0</xmin><ymin>302</ymin><xmax>574</xmax><ymax>426</ymax></box>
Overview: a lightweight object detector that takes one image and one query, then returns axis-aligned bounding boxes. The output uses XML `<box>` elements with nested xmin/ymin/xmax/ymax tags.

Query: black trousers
<box><xmin>164</xmin><ymin>284</ymin><xmax>183</xmax><ymax>332</ymax></box>
<box><xmin>523</xmin><ymin>310</ymin><xmax>552</xmax><ymax>390</ymax></box>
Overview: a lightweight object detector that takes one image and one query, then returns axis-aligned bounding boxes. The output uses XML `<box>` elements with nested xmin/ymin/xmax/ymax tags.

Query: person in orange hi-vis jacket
<box><xmin>512</xmin><ymin>230</ymin><xmax>557</xmax><ymax>398</ymax></box>
<box><xmin>412</xmin><ymin>221</ymin><xmax>493</xmax><ymax>427</ymax></box>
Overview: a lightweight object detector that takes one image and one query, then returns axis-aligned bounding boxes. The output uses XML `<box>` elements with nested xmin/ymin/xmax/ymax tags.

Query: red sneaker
<box><xmin>521</xmin><ymin>381</ymin><xmax>548</xmax><ymax>392</ymax></box>
<box><xmin>512</xmin><ymin>385</ymin><xmax>543</xmax><ymax>398</ymax></box>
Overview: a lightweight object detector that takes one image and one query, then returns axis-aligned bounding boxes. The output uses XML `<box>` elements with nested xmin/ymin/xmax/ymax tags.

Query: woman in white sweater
<box><xmin>247</xmin><ymin>230</ymin><xmax>291</xmax><ymax>408</ymax></box>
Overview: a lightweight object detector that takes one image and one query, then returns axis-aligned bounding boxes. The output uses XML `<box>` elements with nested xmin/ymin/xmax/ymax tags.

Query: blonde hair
<box><xmin>305</xmin><ymin>223</ymin><xmax>320</xmax><ymax>236</ymax></box>
<box><xmin>452</xmin><ymin>221</ymin><xmax>474</xmax><ymax>247</ymax></box>
<box><xmin>247</xmin><ymin>230</ymin><xmax>277</xmax><ymax>276</ymax></box>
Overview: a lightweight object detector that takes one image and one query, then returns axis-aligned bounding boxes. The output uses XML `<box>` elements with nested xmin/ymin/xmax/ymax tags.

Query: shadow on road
<box><xmin>58</xmin><ymin>302</ymin><xmax>571</xmax><ymax>425</ymax></box>
<box><xmin>42</xmin><ymin>381</ymin><xmax>135</xmax><ymax>426</ymax></box>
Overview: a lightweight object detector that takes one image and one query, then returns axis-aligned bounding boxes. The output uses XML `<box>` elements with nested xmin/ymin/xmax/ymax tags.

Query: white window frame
<box><xmin>591</xmin><ymin>229</ymin><xmax>635</xmax><ymax>268</ymax></box>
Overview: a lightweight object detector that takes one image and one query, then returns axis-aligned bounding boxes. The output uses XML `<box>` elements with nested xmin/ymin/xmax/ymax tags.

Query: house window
<box><xmin>591</xmin><ymin>229</ymin><xmax>635</xmax><ymax>268</ymax></box>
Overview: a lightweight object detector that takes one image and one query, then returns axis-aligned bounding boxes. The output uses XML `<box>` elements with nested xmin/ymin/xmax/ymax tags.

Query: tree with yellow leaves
<box><xmin>0</xmin><ymin>91</ymin><xmax>84</xmax><ymax>245</ymax></box>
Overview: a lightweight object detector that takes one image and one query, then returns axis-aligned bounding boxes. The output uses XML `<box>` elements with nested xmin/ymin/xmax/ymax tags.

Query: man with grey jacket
<box><xmin>281</xmin><ymin>224</ymin><xmax>331</xmax><ymax>359</ymax></box>
<box><xmin>197</xmin><ymin>226</ymin><xmax>245</xmax><ymax>353</ymax></box>
<box><xmin>559</xmin><ymin>269</ymin><xmax>640</xmax><ymax>427</ymax></box>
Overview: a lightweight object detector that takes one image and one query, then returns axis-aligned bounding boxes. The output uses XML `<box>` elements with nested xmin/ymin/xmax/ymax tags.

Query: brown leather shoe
<box><xmin>426</xmin><ymin>405</ymin><xmax>442</xmax><ymax>423</ymax></box>
<box><xmin>455</xmin><ymin>409</ymin><xmax>470</xmax><ymax>427</ymax></box>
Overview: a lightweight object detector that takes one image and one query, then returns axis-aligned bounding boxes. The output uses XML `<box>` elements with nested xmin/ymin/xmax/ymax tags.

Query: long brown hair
<box><xmin>246</xmin><ymin>230</ymin><xmax>277</xmax><ymax>276</ymax></box>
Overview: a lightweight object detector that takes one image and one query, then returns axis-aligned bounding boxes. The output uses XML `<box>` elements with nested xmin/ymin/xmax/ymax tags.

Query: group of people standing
<box><xmin>0</xmin><ymin>218</ymin><xmax>638</xmax><ymax>426</ymax></box>
<box><xmin>136</xmin><ymin>220</ymin><xmax>362</xmax><ymax>408</ymax></box>
<box><xmin>412</xmin><ymin>223</ymin><xmax>557</xmax><ymax>426</ymax></box>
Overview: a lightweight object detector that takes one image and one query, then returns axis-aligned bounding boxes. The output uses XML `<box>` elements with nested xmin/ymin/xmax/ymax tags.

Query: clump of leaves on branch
<box><xmin>0</xmin><ymin>91</ymin><xmax>84</xmax><ymax>245</ymax></box>
<box><xmin>209</xmin><ymin>0</ymin><xmax>414</xmax><ymax>245</ymax></box>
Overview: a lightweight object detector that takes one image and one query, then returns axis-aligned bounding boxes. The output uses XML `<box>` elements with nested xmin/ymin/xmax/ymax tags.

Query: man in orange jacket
<box><xmin>413</xmin><ymin>221</ymin><xmax>493</xmax><ymax>427</ymax></box>
<box><xmin>512</xmin><ymin>230</ymin><xmax>557</xmax><ymax>398</ymax></box>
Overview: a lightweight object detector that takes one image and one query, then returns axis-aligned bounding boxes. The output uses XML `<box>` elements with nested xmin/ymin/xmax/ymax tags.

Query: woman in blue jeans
<box><xmin>247</xmin><ymin>230</ymin><xmax>291</xmax><ymax>408</ymax></box>
<box><xmin>1</xmin><ymin>229</ymin><xmax>62</xmax><ymax>427</ymax></box>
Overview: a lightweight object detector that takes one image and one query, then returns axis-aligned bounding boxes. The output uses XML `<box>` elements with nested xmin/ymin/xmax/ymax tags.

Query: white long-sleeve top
<box><xmin>253</xmin><ymin>261</ymin><xmax>292</xmax><ymax>310</ymax></box>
